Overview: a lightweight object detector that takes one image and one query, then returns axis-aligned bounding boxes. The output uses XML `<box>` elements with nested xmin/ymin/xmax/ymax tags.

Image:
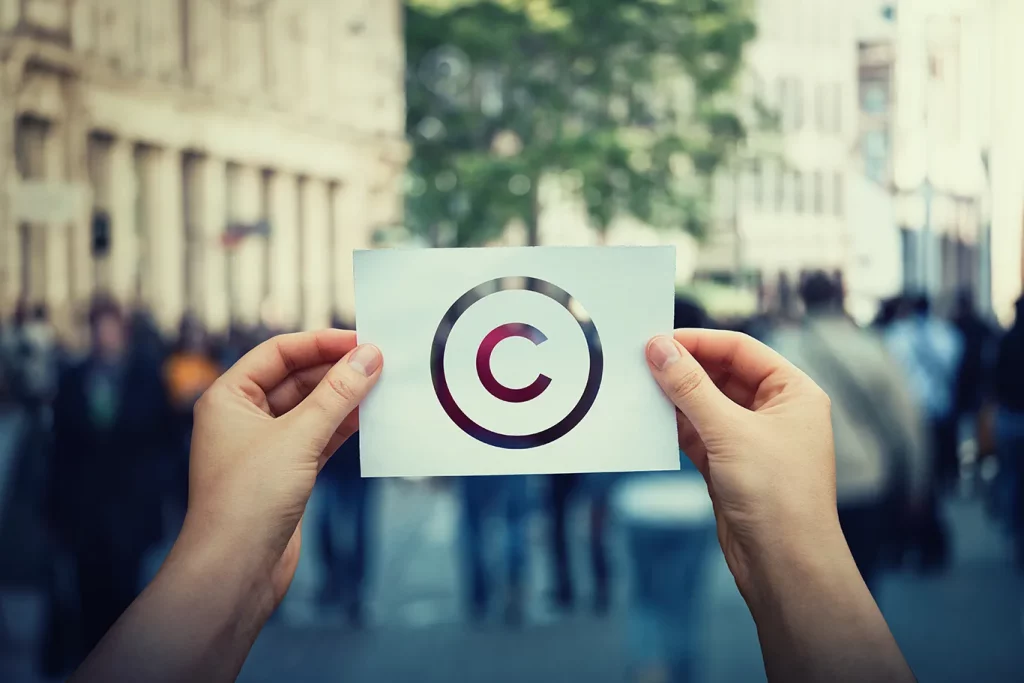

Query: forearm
<box><xmin>746</xmin><ymin>528</ymin><xmax>915</xmax><ymax>683</ymax></box>
<box><xmin>69</xmin><ymin>534</ymin><xmax>275</xmax><ymax>683</ymax></box>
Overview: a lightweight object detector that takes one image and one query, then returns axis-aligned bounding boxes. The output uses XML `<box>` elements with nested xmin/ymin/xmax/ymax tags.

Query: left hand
<box><xmin>178</xmin><ymin>330</ymin><xmax>382</xmax><ymax>605</ymax></box>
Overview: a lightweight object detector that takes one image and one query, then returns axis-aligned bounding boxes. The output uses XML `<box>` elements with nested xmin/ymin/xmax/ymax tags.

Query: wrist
<box><xmin>740</xmin><ymin>516</ymin><xmax>860</xmax><ymax>620</ymax></box>
<box><xmin>165</xmin><ymin>520</ymin><xmax>278</xmax><ymax>629</ymax></box>
<box><xmin>735</xmin><ymin>502</ymin><xmax>852</xmax><ymax>605</ymax></box>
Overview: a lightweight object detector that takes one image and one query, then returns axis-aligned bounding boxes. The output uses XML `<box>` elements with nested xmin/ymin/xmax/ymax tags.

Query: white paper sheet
<box><xmin>354</xmin><ymin>246</ymin><xmax>680</xmax><ymax>478</ymax></box>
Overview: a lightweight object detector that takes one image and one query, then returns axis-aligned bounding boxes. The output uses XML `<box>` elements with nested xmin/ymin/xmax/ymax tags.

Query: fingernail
<box><xmin>347</xmin><ymin>344</ymin><xmax>382</xmax><ymax>377</ymax></box>
<box><xmin>647</xmin><ymin>336</ymin><xmax>681</xmax><ymax>371</ymax></box>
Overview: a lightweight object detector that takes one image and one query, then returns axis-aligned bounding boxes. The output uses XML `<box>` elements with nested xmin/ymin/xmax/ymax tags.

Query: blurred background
<box><xmin>0</xmin><ymin>0</ymin><xmax>1023</xmax><ymax>681</ymax></box>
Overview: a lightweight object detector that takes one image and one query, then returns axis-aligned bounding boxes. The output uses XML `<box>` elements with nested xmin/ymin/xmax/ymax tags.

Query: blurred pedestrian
<box><xmin>165</xmin><ymin>316</ymin><xmax>219</xmax><ymax>410</ymax></box>
<box><xmin>217</xmin><ymin>323</ymin><xmax>254</xmax><ymax>369</ymax></box>
<box><xmin>67</xmin><ymin>329</ymin><xmax>915</xmax><ymax>683</ymax></box>
<box><xmin>770</xmin><ymin>273</ymin><xmax>930</xmax><ymax>591</ymax></box>
<box><xmin>885</xmin><ymin>294</ymin><xmax>963</xmax><ymax>492</ymax></box>
<box><xmin>0</xmin><ymin>303</ymin><xmax>59</xmax><ymax>649</ymax></box>
<box><xmin>460</xmin><ymin>475</ymin><xmax>530</xmax><ymax>624</ymax></box>
<box><xmin>0</xmin><ymin>345</ymin><xmax>26</xmax><ymax>647</ymax></box>
<box><xmin>613</xmin><ymin>298</ymin><xmax>717</xmax><ymax>682</ymax></box>
<box><xmin>548</xmin><ymin>472</ymin><xmax>611</xmax><ymax>614</ymax></box>
<box><xmin>128</xmin><ymin>308</ymin><xmax>168</xmax><ymax>367</ymax></box>
<box><xmin>311</xmin><ymin>315</ymin><xmax>374</xmax><ymax>626</ymax></box>
<box><xmin>951</xmin><ymin>290</ymin><xmax>999</xmax><ymax>452</ymax></box>
<box><xmin>993</xmin><ymin>296</ymin><xmax>1024</xmax><ymax>566</ymax></box>
<box><xmin>315</xmin><ymin>432</ymin><xmax>373</xmax><ymax>627</ymax></box>
<box><xmin>164</xmin><ymin>315</ymin><xmax>219</xmax><ymax>450</ymax></box>
<box><xmin>5</xmin><ymin>302</ymin><xmax>59</xmax><ymax>425</ymax></box>
<box><xmin>45</xmin><ymin>297</ymin><xmax>174</xmax><ymax>671</ymax></box>
<box><xmin>159</xmin><ymin>316</ymin><xmax>220</xmax><ymax>550</ymax></box>
<box><xmin>873</xmin><ymin>296</ymin><xmax>904</xmax><ymax>330</ymax></box>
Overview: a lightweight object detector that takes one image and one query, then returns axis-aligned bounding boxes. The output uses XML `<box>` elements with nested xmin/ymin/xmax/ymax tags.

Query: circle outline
<box><xmin>430</xmin><ymin>276</ymin><xmax>604</xmax><ymax>449</ymax></box>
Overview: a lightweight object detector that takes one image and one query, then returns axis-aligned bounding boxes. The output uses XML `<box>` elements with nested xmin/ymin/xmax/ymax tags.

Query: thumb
<box><xmin>287</xmin><ymin>343</ymin><xmax>382</xmax><ymax>449</ymax></box>
<box><xmin>646</xmin><ymin>335</ymin><xmax>734</xmax><ymax>435</ymax></box>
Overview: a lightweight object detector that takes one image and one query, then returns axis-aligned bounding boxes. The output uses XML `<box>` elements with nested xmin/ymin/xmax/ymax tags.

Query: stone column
<box><xmin>107</xmin><ymin>138</ymin><xmax>138</xmax><ymax>306</ymax></box>
<box><xmin>300</xmin><ymin>178</ymin><xmax>329</xmax><ymax>331</ymax></box>
<box><xmin>144</xmin><ymin>147</ymin><xmax>185</xmax><ymax>334</ymax></box>
<box><xmin>267</xmin><ymin>172</ymin><xmax>300</xmax><ymax>330</ymax></box>
<box><xmin>0</xmin><ymin>0</ymin><xmax>21</xmax><ymax>30</ymax></box>
<box><xmin>42</xmin><ymin>120</ymin><xmax>71</xmax><ymax>324</ymax></box>
<box><xmin>64</xmin><ymin>92</ymin><xmax>93</xmax><ymax>312</ymax></box>
<box><xmin>195</xmin><ymin>156</ymin><xmax>229</xmax><ymax>334</ymax></box>
<box><xmin>17</xmin><ymin>119</ymin><xmax>48</xmax><ymax>308</ymax></box>
<box><xmin>0</xmin><ymin>67</ymin><xmax>15</xmax><ymax>316</ymax></box>
<box><xmin>331</xmin><ymin>176</ymin><xmax>370</xmax><ymax>322</ymax></box>
<box><xmin>227</xmin><ymin>165</ymin><xmax>265</xmax><ymax>326</ymax></box>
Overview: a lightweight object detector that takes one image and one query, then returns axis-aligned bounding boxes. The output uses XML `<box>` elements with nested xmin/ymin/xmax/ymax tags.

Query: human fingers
<box><xmin>220</xmin><ymin>330</ymin><xmax>357</xmax><ymax>407</ymax></box>
<box><xmin>673</xmin><ymin>329</ymin><xmax>796</xmax><ymax>395</ymax></box>
<box><xmin>706</xmin><ymin>364</ymin><xmax>758</xmax><ymax>410</ymax></box>
<box><xmin>265</xmin><ymin>363</ymin><xmax>334</xmax><ymax>417</ymax></box>
<box><xmin>675</xmin><ymin>411</ymin><xmax>709</xmax><ymax>478</ymax></box>
<box><xmin>647</xmin><ymin>335</ymin><xmax>738</xmax><ymax>435</ymax></box>
<box><xmin>284</xmin><ymin>344</ymin><xmax>382</xmax><ymax>451</ymax></box>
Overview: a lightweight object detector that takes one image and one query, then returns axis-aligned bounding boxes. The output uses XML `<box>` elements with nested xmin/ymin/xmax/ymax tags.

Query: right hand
<box><xmin>646</xmin><ymin>329</ymin><xmax>843</xmax><ymax>600</ymax></box>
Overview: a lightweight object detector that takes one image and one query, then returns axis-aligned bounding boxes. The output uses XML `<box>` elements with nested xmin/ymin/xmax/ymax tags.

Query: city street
<box><xmin>2</xmin><ymin>480</ymin><xmax>1022</xmax><ymax>682</ymax></box>
<box><xmin>246</xmin><ymin>481</ymin><xmax>1024</xmax><ymax>682</ymax></box>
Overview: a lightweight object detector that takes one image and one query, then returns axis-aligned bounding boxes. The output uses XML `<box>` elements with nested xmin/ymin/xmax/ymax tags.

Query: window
<box><xmin>775</xmin><ymin>163</ymin><xmax>786</xmax><ymax>212</ymax></box>
<box><xmin>832</xmin><ymin>82</ymin><xmax>844</xmax><ymax>133</ymax></box>
<box><xmin>815</xmin><ymin>83</ymin><xmax>827</xmax><ymax>131</ymax></box>
<box><xmin>863</xmin><ymin>130</ymin><xmax>888</xmax><ymax>157</ymax></box>
<box><xmin>777</xmin><ymin>78</ymin><xmax>790</xmax><ymax>130</ymax></box>
<box><xmin>751</xmin><ymin>73</ymin><xmax>766</xmax><ymax>108</ymax></box>
<box><xmin>866</xmin><ymin>158</ymin><xmax>885</xmax><ymax>183</ymax></box>
<box><xmin>750</xmin><ymin>160</ymin><xmax>764</xmax><ymax>209</ymax></box>
<box><xmin>862</xmin><ymin>83</ymin><xmax>887</xmax><ymax>114</ymax></box>
<box><xmin>862</xmin><ymin>130</ymin><xmax>889</xmax><ymax>183</ymax></box>
<box><xmin>793</xmin><ymin>79</ymin><xmax>804</xmax><ymax>131</ymax></box>
<box><xmin>834</xmin><ymin>172</ymin><xmax>844</xmax><ymax>216</ymax></box>
<box><xmin>813</xmin><ymin>171</ymin><xmax>824</xmax><ymax>214</ymax></box>
<box><xmin>793</xmin><ymin>171</ymin><xmax>805</xmax><ymax>213</ymax></box>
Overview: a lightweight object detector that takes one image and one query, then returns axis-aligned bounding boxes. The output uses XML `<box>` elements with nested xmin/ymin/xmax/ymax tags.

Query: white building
<box><xmin>986</xmin><ymin>0</ymin><xmax>1024</xmax><ymax>324</ymax></box>
<box><xmin>0</xmin><ymin>0</ymin><xmax>407</xmax><ymax>336</ymax></box>
<box><xmin>698</xmin><ymin>0</ymin><xmax>860</xmax><ymax>313</ymax></box>
<box><xmin>532</xmin><ymin>0</ymin><xmax>860</xmax><ymax>316</ymax></box>
<box><xmin>890</xmin><ymin>0</ymin><xmax>990</xmax><ymax>309</ymax></box>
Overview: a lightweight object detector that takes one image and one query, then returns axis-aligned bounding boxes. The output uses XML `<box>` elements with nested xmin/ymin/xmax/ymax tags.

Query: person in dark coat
<box><xmin>316</xmin><ymin>432</ymin><xmax>373</xmax><ymax>626</ymax></box>
<box><xmin>994</xmin><ymin>296</ymin><xmax>1024</xmax><ymax>565</ymax></box>
<box><xmin>951</xmin><ymin>290</ymin><xmax>998</xmax><ymax>437</ymax></box>
<box><xmin>47</xmin><ymin>298</ymin><xmax>174</xmax><ymax>662</ymax></box>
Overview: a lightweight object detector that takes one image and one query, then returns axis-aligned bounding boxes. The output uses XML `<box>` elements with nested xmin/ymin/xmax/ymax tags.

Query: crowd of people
<box><xmin>0</xmin><ymin>300</ymin><xmax>285</xmax><ymax>675</ymax></box>
<box><xmin>0</xmin><ymin>278</ymin><xmax>1022</xmax><ymax>681</ymax></box>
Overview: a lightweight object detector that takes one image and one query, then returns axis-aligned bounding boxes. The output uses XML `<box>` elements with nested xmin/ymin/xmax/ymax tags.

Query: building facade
<box><xmin>890</xmin><ymin>0</ymin><xmax>990</xmax><ymax>309</ymax></box>
<box><xmin>697</xmin><ymin>0</ymin><xmax>860</xmax><ymax>314</ymax></box>
<box><xmin>987</xmin><ymin>0</ymin><xmax>1024</xmax><ymax>325</ymax></box>
<box><xmin>0</xmin><ymin>0</ymin><xmax>406</xmax><ymax>336</ymax></box>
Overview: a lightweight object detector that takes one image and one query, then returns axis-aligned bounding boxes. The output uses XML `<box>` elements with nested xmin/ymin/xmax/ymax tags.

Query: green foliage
<box><xmin>405</xmin><ymin>0</ymin><xmax>758</xmax><ymax>246</ymax></box>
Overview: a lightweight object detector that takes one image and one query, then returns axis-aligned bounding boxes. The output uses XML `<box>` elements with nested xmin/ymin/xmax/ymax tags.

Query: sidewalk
<box><xmin>244</xmin><ymin>486</ymin><xmax>1024</xmax><ymax>683</ymax></box>
<box><xmin>2</xmin><ymin>485</ymin><xmax>1022</xmax><ymax>682</ymax></box>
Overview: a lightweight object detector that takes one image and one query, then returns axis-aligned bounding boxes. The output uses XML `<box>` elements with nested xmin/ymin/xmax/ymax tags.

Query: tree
<box><xmin>405</xmin><ymin>0</ymin><xmax>758</xmax><ymax>247</ymax></box>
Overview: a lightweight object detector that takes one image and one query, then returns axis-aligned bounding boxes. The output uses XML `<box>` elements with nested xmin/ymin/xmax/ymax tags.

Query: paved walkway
<box><xmin>2</xmin><ymin>481</ymin><xmax>1022</xmax><ymax>682</ymax></box>
<box><xmin>244</xmin><ymin>484</ymin><xmax>1024</xmax><ymax>683</ymax></box>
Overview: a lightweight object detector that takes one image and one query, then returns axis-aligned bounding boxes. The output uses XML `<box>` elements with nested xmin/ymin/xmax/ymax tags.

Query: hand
<box><xmin>646</xmin><ymin>329</ymin><xmax>842</xmax><ymax>600</ymax></box>
<box><xmin>180</xmin><ymin>330</ymin><xmax>382</xmax><ymax>606</ymax></box>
